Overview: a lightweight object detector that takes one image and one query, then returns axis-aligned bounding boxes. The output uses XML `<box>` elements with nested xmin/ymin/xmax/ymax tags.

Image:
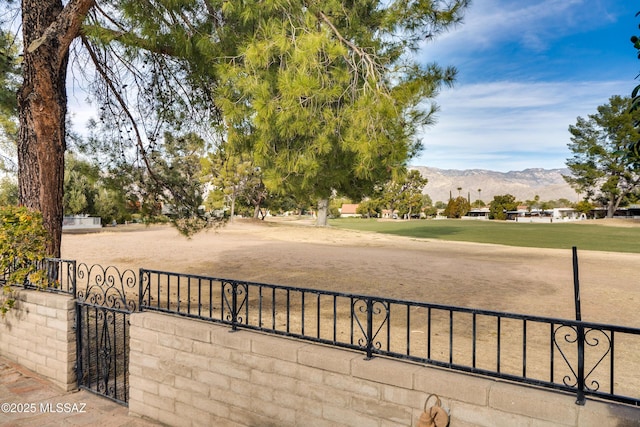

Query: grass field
<box><xmin>330</xmin><ymin>218</ymin><xmax>640</xmax><ymax>253</ymax></box>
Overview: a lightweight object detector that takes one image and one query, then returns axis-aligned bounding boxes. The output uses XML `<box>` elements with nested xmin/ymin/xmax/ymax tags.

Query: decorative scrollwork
<box><xmin>553</xmin><ymin>324</ymin><xmax>612</xmax><ymax>392</ymax></box>
<box><xmin>222</xmin><ymin>281</ymin><xmax>247</xmax><ymax>325</ymax></box>
<box><xmin>352</xmin><ymin>298</ymin><xmax>389</xmax><ymax>352</ymax></box>
<box><xmin>76</xmin><ymin>263</ymin><xmax>138</xmax><ymax>312</ymax></box>
<box><xmin>97</xmin><ymin>310</ymin><xmax>114</xmax><ymax>393</ymax></box>
<box><xmin>139</xmin><ymin>271</ymin><xmax>151</xmax><ymax>307</ymax></box>
<box><xmin>583</xmin><ymin>328</ymin><xmax>612</xmax><ymax>391</ymax></box>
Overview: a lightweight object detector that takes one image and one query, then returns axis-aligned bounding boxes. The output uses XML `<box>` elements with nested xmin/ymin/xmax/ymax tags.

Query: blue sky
<box><xmin>67</xmin><ymin>1</ymin><xmax>637</xmax><ymax>173</ymax></box>
<box><xmin>412</xmin><ymin>0</ymin><xmax>639</xmax><ymax>172</ymax></box>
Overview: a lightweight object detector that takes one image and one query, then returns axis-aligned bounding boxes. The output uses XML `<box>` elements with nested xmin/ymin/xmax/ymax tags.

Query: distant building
<box><xmin>464</xmin><ymin>208</ymin><xmax>490</xmax><ymax>219</ymax></box>
<box><xmin>339</xmin><ymin>204</ymin><xmax>360</xmax><ymax>218</ymax></box>
<box><xmin>506</xmin><ymin>207</ymin><xmax>583</xmax><ymax>223</ymax></box>
<box><xmin>62</xmin><ymin>216</ymin><xmax>102</xmax><ymax>231</ymax></box>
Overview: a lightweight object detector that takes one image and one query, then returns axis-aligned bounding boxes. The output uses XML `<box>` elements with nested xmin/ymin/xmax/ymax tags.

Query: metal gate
<box><xmin>75</xmin><ymin>264</ymin><xmax>138</xmax><ymax>405</ymax></box>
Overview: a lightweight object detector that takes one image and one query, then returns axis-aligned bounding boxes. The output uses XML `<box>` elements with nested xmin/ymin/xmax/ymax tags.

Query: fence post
<box><xmin>231</xmin><ymin>281</ymin><xmax>239</xmax><ymax>332</ymax></box>
<box><xmin>572</xmin><ymin>246</ymin><xmax>586</xmax><ymax>405</ymax></box>
<box><xmin>74</xmin><ymin>301</ymin><xmax>83</xmax><ymax>390</ymax></box>
<box><xmin>365</xmin><ymin>297</ymin><xmax>374</xmax><ymax>360</ymax></box>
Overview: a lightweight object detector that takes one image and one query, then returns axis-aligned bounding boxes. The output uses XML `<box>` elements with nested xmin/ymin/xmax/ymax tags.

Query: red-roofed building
<box><xmin>339</xmin><ymin>204</ymin><xmax>360</xmax><ymax>217</ymax></box>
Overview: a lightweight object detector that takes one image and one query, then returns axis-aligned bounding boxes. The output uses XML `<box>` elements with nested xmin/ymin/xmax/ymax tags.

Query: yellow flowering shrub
<box><xmin>0</xmin><ymin>206</ymin><xmax>49</xmax><ymax>314</ymax></box>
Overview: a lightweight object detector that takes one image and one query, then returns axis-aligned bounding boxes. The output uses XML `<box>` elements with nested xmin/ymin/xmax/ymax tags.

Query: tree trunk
<box><xmin>18</xmin><ymin>0</ymin><xmax>95</xmax><ymax>257</ymax></box>
<box><xmin>229</xmin><ymin>191</ymin><xmax>236</xmax><ymax>223</ymax></box>
<box><xmin>607</xmin><ymin>195</ymin><xmax>624</xmax><ymax>219</ymax></box>
<box><xmin>316</xmin><ymin>198</ymin><xmax>329</xmax><ymax>226</ymax></box>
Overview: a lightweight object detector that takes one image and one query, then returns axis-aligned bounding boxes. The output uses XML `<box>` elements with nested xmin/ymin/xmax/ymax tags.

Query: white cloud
<box><xmin>422</xmin><ymin>0</ymin><xmax>624</xmax><ymax>67</ymax></box>
<box><xmin>413</xmin><ymin>79</ymin><xmax>631</xmax><ymax>171</ymax></box>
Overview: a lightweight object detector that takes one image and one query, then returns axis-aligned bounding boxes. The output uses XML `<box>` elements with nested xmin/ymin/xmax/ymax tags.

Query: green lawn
<box><xmin>329</xmin><ymin>218</ymin><xmax>640</xmax><ymax>253</ymax></box>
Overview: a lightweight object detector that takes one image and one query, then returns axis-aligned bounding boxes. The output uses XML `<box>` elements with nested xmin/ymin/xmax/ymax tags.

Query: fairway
<box><xmin>330</xmin><ymin>218</ymin><xmax>640</xmax><ymax>253</ymax></box>
<box><xmin>61</xmin><ymin>218</ymin><xmax>640</xmax><ymax>329</ymax></box>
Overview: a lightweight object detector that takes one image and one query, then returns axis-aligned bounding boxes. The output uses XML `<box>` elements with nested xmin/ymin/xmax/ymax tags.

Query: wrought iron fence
<box><xmin>75</xmin><ymin>263</ymin><xmax>138</xmax><ymax>405</ymax></box>
<box><xmin>139</xmin><ymin>268</ymin><xmax>640</xmax><ymax>407</ymax></box>
<box><xmin>1</xmin><ymin>257</ymin><xmax>76</xmax><ymax>294</ymax></box>
<box><xmin>6</xmin><ymin>258</ymin><xmax>135</xmax><ymax>404</ymax></box>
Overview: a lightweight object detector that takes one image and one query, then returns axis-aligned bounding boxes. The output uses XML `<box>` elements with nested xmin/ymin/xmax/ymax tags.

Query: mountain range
<box><xmin>410</xmin><ymin>166</ymin><xmax>580</xmax><ymax>204</ymax></box>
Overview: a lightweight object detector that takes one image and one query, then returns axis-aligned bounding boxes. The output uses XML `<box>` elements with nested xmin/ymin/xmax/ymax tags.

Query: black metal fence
<box><xmin>2</xmin><ymin>257</ymin><xmax>76</xmax><ymax>295</ymax></box>
<box><xmin>139</xmin><ymin>268</ymin><xmax>640</xmax><ymax>407</ymax></box>
<box><xmin>75</xmin><ymin>263</ymin><xmax>138</xmax><ymax>405</ymax></box>
<box><xmin>6</xmin><ymin>258</ymin><xmax>640</xmax><ymax>407</ymax></box>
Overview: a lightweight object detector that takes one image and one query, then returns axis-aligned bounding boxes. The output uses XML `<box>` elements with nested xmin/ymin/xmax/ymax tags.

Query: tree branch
<box><xmin>27</xmin><ymin>0</ymin><xmax>95</xmax><ymax>64</ymax></box>
<box><xmin>80</xmin><ymin>35</ymin><xmax>159</xmax><ymax>180</ymax></box>
<box><xmin>315</xmin><ymin>11</ymin><xmax>382</xmax><ymax>89</ymax></box>
<box><xmin>82</xmin><ymin>25</ymin><xmax>179</xmax><ymax>56</ymax></box>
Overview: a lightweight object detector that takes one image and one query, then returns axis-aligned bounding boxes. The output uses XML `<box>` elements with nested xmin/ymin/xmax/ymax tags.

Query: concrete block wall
<box><xmin>0</xmin><ymin>288</ymin><xmax>76</xmax><ymax>391</ymax></box>
<box><xmin>129</xmin><ymin>311</ymin><xmax>640</xmax><ymax>427</ymax></box>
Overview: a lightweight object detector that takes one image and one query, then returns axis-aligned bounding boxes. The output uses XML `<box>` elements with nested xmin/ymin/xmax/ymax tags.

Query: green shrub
<box><xmin>444</xmin><ymin>196</ymin><xmax>470</xmax><ymax>218</ymax></box>
<box><xmin>0</xmin><ymin>206</ymin><xmax>49</xmax><ymax>315</ymax></box>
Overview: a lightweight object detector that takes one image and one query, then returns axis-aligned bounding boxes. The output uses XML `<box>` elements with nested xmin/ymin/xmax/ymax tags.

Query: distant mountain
<box><xmin>410</xmin><ymin>166</ymin><xmax>579</xmax><ymax>204</ymax></box>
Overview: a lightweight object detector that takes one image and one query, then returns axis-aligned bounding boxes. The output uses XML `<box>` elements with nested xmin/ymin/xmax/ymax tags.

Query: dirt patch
<box><xmin>61</xmin><ymin>218</ymin><xmax>640</xmax><ymax>327</ymax></box>
<box><xmin>571</xmin><ymin>218</ymin><xmax>640</xmax><ymax>227</ymax></box>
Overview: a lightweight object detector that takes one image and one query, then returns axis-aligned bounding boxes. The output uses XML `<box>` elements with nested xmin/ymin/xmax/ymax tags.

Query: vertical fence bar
<box><xmin>138</xmin><ymin>269</ymin><xmax>144</xmax><ymax>310</ymax></box>
<box><xmin>166</xmin><ymin>274</ymin><xmax>171</xmax><ymax>311</ymax></box>
<box><xmin>427</xmin><ymin>307</ymin><xmax>432</xmax><ymax>360</ymax></box>
<box><xmin>156</xmin><ymin>273</ymin><xmax>161</xmax><ymax>310</ymax></box>
<box><xmin>497</xmin><ymin>316</ymin><xmax>502</xmax><ymax>374</ymax></box>
<box><xmin>209</xmin><ymin>279</ymin><xmax>213</xmax><ymax>319</ymax></box>
<box><xmin>75</xmin><ymin>302</ymin><xmax>84</xmax><ymax>389</ymax></box>
<box><xmin>177</xmin><ymin>276</ymin><xmax>182</xmax><ymax>313</ymax></box>
<box><xmin>522</xmin><ymin>319</ymin><xmax>527</xmax><ymax>378</ymax></box>
<box><xmin>610</xmin><ymin>331</ymin><xmax>615</xmax><ymax>395</ymax></box>
<box><xmin>406</xmin><ymin>305</ymin><xmax>410</xmax><ymax>356</ymax></box>
<box><xmin>333</xmin><ymin>295</ymin><xmax>337</xmax><ymax>343</ymax></box>
<box><xmin>573</xmin><ymin>246</ymin><xmax>585</xmax><ymax>405</ymax></box>
<box><xmin>386</xmin><ymin>303</ymin><xmax>391</xmax><ymax>352</ymax></box>
<box><xmin>350</xmin><ymin>297</ymin><xmax>354</xmax><ymax>346</ymax></box>
<box><xmin>244</xmin><ymin>284</ymin><xmax>249</xmax><ymax>327</ymax></box>
<box><xmin>123</xmin><ymin>311</ymin><xmax>128</xmax><ymax>402</ymax></box>
<box><xmin>550</xmin><ymin>322</ymin><xmax>555</xmax><ymax>384</ymax></box>
<box><xmin>301</xmin><ymin>291</ymin><xmax>305</xmax><ymax>336</ymax></box>
<box><xmin>112</xmin><ymin>311</ymin><xmax>118</xmax><ymax>399</ymax></box>
<box><xmin>258</xmin><ymin>286</ymin><xmax>263</xmax><ymax>328</ymax></box>
<box><xmin>449</xmin><ymin>310</ymin><xmax>454</xmax><ymax>365</ymax></box>
<box><xmin>316</xmin><ymin>293</ymin><xmax>321</xmax><ymax>339</ymax></box>
<box><xmin>286</xmin><ymin>290</ymin><xmax>291</xmax><ymax>333</ymax></box>
<box><xmin>272</xmin><ymin>288</ymin><xmax>276</xmax><ymax>330</ymax></box>
<box><xmin>93</xmin><ymin>307</ymin><xmax>99</xmax><ymax>390</ymax></box>
<box><xmin>576</xmin><ymin>326</ymin><xmax>586</xmax><ymax>405</ymax></box>
<box><xmin>472</xmin><ymin>313</ymin><xmax>477</xmax><ymax>368</ymax></box>
<box><xmin>187</xmin><ymin>277</ymin><xmax>192</xmax><ymax>314</ymax></box>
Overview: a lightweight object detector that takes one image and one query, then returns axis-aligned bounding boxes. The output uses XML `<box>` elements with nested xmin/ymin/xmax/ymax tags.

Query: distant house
<box><xmin>609</xmin><ymin>205</ymin><xmax>640</xmax><ymax>218</ymax></box>
<box><xmin>552</xmin><ymin>207</ymin><xmax>580</xmax><ymax>220</ymax></box>
<box><xmin>62</xmin><ymin>215</ymin><xmax>102</xmax><ymax>231</ymax></box>
<box><xmin>507</xmin><ymin>206</ymin><xmax>583</xmax><ymax>223</ymax></box>
<box><xmin>465</xmin><ymin>208</ymin><xmax>490</xmax><ymax>219</ymax></box>
<box><xmin>339</xmin><ymin>204</ymin><xmax>360</xmax><ymax>218</ymax></box>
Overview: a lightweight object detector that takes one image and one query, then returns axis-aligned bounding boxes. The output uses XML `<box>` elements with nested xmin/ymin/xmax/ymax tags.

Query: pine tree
<box><xmin>217</xmin><ymin>1</ymin><xmax>468</xmax><ymax>225</ymax></box>
<box><xmin>10</xmin><ymin>0</ymin><xmax>469</xmax><ymax>255</ymax></box>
